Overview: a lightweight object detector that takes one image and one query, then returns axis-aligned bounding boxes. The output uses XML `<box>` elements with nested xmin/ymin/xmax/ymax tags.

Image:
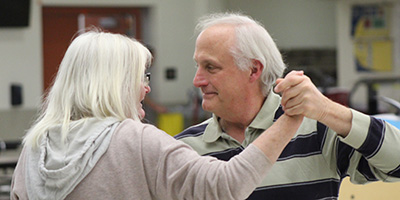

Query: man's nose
<box><xmin>193</xmin><ymin>68</ymin><xmax>208</xmax><ymax>88</ymax></box>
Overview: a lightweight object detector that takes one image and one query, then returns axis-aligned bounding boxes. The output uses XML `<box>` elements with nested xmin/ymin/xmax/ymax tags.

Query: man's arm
<box><xmin>275</xmin><ymin>70</ymin><xmax>400</xmax><ymax>183</ymax></box>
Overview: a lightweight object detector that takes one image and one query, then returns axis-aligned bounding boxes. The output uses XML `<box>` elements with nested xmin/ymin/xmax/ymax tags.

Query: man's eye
<box><xmin>206</xmin><ymin>65</ymin><xmax>215</xmax><ymax>70</ymax></box>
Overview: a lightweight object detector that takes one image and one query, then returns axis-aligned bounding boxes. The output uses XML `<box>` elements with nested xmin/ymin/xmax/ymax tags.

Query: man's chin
<box><xmin>202</xmin><ymin>102</ymin><xmax>214</xmax><ymax>112</ymax></box>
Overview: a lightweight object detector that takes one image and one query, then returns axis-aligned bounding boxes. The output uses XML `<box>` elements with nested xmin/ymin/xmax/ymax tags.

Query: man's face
<box><xmin>193</xmin><ymin>25</ymin><xmax>252</xmax><ymax>117</ymax></box>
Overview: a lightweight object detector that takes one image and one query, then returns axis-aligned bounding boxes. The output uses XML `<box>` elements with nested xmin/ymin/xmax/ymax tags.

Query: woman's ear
<box><xmin>249</xmin><ymin>59</ymin><xmax>264</xmax><ymax>82</ymax></box>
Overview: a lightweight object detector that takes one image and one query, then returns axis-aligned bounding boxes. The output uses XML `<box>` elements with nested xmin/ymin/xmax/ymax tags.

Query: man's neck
<box><xmin>218</xmin><ymin>96</ymin><xmax>267</xmax><ymax>143</ymax></box>
<box><xmin>219</xmin><ymin>118</ymin><xmax>247</xmax><ymax>143</ymax></box>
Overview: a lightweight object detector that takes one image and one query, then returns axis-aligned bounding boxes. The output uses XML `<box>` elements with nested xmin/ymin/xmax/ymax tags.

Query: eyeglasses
<box><xmin>144</xmin><ymin>72</ymin><xmax>151</xmax><ymax>85</ymax></box>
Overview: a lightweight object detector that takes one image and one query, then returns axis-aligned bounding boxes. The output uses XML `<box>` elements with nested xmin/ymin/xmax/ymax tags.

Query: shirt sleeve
<box><xmin>140</xmin><ymin>124</ymin><xmax>272</xmax><ymax>200</ymax></box>
<box><xmin>339</xmin><ymin>109</ymin><xmax>400</xmax><ymax>183</ymax></box>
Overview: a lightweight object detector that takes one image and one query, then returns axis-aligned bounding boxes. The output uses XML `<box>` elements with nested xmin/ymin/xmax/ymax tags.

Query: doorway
<box><xmin>42</xmin><ymin>7</ymin><xmax>142</xmax><ymax>93</ymax></box>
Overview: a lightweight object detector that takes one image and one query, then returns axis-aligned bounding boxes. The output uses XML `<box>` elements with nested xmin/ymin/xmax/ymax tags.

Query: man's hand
<box><xmin>274</xmin><ymin>70</ymin><xmax>330</xmax><ymax>122</ymax></box>
<box><xmin>274</xmin><ymin>70</ymin><xmax>352</xmax><ymax>137</ymax></box>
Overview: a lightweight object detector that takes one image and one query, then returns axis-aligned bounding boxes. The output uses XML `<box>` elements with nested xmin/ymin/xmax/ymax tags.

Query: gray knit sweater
<box><xmin>11</xmin><ymin>118</ymin><xmax>271</xmax><ymax>200</ymax></box>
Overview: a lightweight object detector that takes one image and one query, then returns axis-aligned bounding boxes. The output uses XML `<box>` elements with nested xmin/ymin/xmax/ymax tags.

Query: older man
<box><xmin>175</xmin><ymin>12</ymin><xmax>400</xmax><ymax>199</ymax></box>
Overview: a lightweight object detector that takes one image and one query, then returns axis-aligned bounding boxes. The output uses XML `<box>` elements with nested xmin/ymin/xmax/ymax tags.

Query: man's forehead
<box><xmin>195</xmin><ymin>28</ymin><xmax>234</xmax><ymax>53</ymax></box>
<box><xmin>198</xmin><ymin>24</ymin><xmax>235</xmax><ymax>40</ymax></box>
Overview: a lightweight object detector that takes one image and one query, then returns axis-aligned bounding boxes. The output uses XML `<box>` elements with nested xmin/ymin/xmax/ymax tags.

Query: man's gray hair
<box><xmin>196</xmin><ymin>12</ymin><xmax>286</xmax><ymax>96</ymax></box>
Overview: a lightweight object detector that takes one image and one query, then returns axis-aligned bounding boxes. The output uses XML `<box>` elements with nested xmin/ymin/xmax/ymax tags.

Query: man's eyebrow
<box><xmin>195</xmin><ymin>57</ymin><xmax>218</xmax><ymax>66</ymax></box>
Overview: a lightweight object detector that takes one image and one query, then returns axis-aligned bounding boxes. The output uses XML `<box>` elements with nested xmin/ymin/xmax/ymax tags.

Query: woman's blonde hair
<box><xmin>24</xmin><ymin>30</ymin><xmax>152</xmax><ymax>148</ymax></box>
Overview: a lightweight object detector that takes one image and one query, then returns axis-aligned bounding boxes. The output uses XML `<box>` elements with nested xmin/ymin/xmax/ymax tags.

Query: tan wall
<box><xmin>0</xmin><ymin>109</ymin><xmax>37</xmax><ymax>141</ymax></box>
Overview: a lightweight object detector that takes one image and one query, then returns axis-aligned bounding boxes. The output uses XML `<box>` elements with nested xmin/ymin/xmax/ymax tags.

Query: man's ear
<box><xmin>249</xmin><ymin>59</ymin><xmax>264</xmax><ymax>82</ymax></box>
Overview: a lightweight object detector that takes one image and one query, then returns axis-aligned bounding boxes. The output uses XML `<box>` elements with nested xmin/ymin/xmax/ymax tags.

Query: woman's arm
<box><xmin>139</xmin><ymin>114</ymin><xmax>303</xmax><ymax>199</ymax></box>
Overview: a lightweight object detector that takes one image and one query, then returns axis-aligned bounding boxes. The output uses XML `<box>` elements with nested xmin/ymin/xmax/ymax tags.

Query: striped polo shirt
<box><xmin>175</xmin><ymin>91</ymin><xmax>400</xmax><ymax>199</ymax></box>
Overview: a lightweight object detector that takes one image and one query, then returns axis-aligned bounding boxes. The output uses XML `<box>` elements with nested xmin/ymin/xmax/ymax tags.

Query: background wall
<box><xmin>227</xmin><ymin>0</ymin><xmax>337</xmax><ymax>49</ymax></box>
<box><xmin>0</xmin><ymin>0</ymin><xmax>222</xmax><ymax>140</ymax></box>
<box><xmin>0</xmin><ymin>0</ymin><xmax>337</xmax><ymax>140</ymax></box>
<box><xmin>2</xmin><ymin>0</ymin><xmax>400</xmax><ymax>140</ymax></box>
<box><xmin>0</xmin><ymin>0</ymin><xmax>42</xmax><ymax>140</ymax></box>
<box><xmin>227</xmin><ymin>0</ymin><xmax>338</xmax><ymax>97</ymax></box>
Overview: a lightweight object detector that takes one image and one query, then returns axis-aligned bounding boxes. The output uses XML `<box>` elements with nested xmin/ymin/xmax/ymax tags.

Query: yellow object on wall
<box><xmin>158</xmin><ymin>113</ymin><xmax>184</xmax><ymax>136</ymax></box>
<box><xmin>352</xmin><ymin>4</ymin><xmax>391</xmax><ymax>39</ymax></box>
<box><xmin>351</xmin><ymin>4</ymin><xmax>393</xmax><ymax>72</ymax></box>
<box><xmin>353</xmin><ymin>39</ymin><xmax>393</xmax><ymax>72</ymax></box>
<box><xmin>372</xmin><ymin>40</ymin><xmax>392</xmax><ymax>72</ymax></box>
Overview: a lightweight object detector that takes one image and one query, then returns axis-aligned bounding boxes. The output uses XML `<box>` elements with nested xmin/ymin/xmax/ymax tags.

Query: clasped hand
<box><xmin>274</xmin><ymin>70</ymin><xmax>331</xmax><ymax>122</ymax></box>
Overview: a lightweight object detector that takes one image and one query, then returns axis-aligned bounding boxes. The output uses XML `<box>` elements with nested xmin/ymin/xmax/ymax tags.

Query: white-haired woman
<box><xmin>11</xmin><ymin>31</ymin><xmax>302</xmax><ymax>200</ymax></box>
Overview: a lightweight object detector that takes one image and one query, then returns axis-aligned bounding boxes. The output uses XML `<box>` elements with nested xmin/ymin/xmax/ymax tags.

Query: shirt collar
<box><xmin>203</xmin><ymin>114</ymin><xmax>222</xmax><ymax>143</ymax></box>
<box><xmin>202</xmin><ymin>89</ymin><xmax>282</xmax><ymax>143</ymax></box>
<box><xmin>249</xmin><ymin>91</ymin><xmax>281</xmax><ymax>129</ymax></box>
